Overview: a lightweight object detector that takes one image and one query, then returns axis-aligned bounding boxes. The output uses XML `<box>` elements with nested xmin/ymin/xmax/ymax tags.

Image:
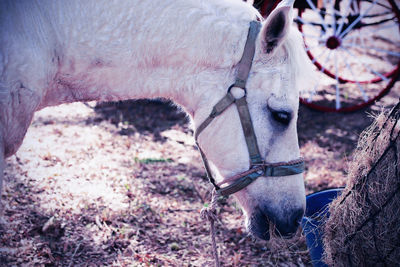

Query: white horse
<box><xmin>0</xmin><ymin>0</ymin><xmax>312</xmax><ymax>240</ymax></box>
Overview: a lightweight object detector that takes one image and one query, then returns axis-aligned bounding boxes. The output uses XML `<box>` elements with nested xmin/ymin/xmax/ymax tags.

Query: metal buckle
<box><xmin>250</xmin><ymin>163</ymin><xmax>266</xmax><ymax>176</ymax></box>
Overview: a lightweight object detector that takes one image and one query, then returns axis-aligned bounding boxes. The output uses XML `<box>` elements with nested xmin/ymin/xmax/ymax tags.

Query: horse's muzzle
<box><xmin>249</xmin><ymin>205</ymin><xmax>304</xmax><ymax>240</ymax></box>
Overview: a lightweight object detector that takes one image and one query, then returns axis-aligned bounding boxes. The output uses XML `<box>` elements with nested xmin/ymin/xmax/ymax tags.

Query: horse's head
<box><xmin>193</xmin><ymin>0</ymin><xmax>311</xmax><ymax>240</ymax></box>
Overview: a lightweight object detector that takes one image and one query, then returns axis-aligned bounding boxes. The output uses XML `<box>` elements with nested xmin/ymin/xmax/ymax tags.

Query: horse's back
<box><xmin>0</xmin><ymin>0</ymin><xmax>252</xmax><ymax>157</ymax></box>
<box><xmin>0</xmin><ymin>0</ymin><xmax>172</xmax><ymax>156</ymax></box>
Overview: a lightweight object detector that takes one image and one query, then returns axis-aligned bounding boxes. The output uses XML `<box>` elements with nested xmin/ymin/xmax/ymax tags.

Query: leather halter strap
<box><xmin>216</xmin><ymin>158</ymin><xmax>305</xmax><ymax>196</ymax></box>
<box><xmin>195</xmin><ymin>21</ymin><xmax>305</xmax><ymax>196</ymax></box>
<box><xmin>235</xmin><ymin>21</ymin><xmax>262</xmax><ymax>89</ymax></box>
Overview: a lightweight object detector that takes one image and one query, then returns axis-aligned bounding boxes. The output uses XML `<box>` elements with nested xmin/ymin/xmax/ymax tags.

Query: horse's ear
<box><xmin>260</xmin><ymin>0</ymin><xmax>294</xmax><ymax>54</ymax></box>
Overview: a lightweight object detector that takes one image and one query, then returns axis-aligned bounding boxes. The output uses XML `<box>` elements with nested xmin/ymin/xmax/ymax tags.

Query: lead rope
<box><xmin>197</xmin><ymin>21</ymin><xmax>260</xmax><ymax>267</ymax></box>
<box><xmin>200</xmin><ymin>188</ymin><xmax>221</xmax><ymax>267</ymax></box>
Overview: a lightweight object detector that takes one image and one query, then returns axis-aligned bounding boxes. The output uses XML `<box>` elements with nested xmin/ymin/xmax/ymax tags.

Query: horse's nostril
<box><xmin>290</xmin><ymin>208</ymin><xmax>304</xmax><ymax>229</ymax></box>
<box><xmin>274</xmin><ymin>208</ymin><xmax>304</xmax><ymax>237</ymax></box>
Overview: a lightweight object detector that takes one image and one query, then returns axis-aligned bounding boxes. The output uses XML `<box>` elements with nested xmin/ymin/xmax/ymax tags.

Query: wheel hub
<box><xmin>326</xmin><ymin>36</ymin><xmax>341</xmax><ymax>50</ymax></box>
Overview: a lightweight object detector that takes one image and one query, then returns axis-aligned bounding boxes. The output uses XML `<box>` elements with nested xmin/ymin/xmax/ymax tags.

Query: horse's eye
<box><xmin>270</xmin><ymin>109</ymin><xmax>292</xmax><ymax>126</ymax></box>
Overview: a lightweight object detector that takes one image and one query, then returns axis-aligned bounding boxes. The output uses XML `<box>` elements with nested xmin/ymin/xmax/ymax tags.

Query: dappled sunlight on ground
<box><xmin>300</xmin><ymin>141</ymin><xmax>348</xmax><ymax>192</ymax></box>
<box><xmin>0</xmin><ymin>84</ymin><xmax>399</xmax><ymax>265</ymax></box>
<box><xmin>2</xmin><ymin>101</ymin><xmax>310</xmax><ymax>266</ymax></box>
<box><xmin>299</xmin><ymin>84</ymin><xmax>400</xmax><ymax>193</ymax></box>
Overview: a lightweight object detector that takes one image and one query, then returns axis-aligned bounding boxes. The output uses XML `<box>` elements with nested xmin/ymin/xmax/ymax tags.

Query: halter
<box><xmin>195</xmin><ymin>21</ymin><xmax>305</xmax><ymax>197</ymax></box>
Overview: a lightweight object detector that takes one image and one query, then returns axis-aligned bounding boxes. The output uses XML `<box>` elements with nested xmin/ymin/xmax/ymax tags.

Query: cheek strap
<box><xmin>194</xmin><ymin>20</ymin><xmax>305</xmax><ymax>197</ymax></box>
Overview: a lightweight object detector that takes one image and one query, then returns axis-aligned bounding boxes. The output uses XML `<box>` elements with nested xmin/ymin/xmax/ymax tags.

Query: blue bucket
<box><xmin>301</xmin><ymin>188</ymin><xmax>343</xmax><ymax>267</ymax></box>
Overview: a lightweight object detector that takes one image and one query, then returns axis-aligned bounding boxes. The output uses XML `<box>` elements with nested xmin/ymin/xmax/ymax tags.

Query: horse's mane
<box><xmin>184</xmin><ymin>0</ymin><xmax>315</xmax><ymax>89</ymax></box>
<box><xmin>161</xmin><ymin>0</ymin><xmax>261</xmax><ymax>68</ymax></box>
<box><xmin>283</xmin><ymin>26</ymin><xmax>317</xmax><ymax>93</ymax></box>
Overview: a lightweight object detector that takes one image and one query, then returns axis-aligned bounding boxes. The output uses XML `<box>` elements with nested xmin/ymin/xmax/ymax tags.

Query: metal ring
<box><xmin>256</xmin><ymin>169</ymin><xmax>264</xmax><ymax>175</ymax></box>
<box><xmin>227</xmin><ymin>84</ymin><xmax>247</xmax><ymax>98</ymax></box>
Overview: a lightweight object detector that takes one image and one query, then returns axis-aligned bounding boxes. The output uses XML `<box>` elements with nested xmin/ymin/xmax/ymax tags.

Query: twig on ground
<box><xmin>42</xmin><ymin>216</ymin><xmax>55</xmax><ymax>233</ymax></box>
<box><xmin>191</xmin><ymin>180</ymin><xmax>206</xmax><ymax>203</ymax></box>
<box><xmin>68</xmin><ymin>243</ymin><xmax>81</xmax><ymax>267</ymax></box>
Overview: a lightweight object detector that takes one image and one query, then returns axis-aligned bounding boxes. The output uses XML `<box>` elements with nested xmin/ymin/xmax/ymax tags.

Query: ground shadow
<box><xmin>0</xmin><ymin>163</ymin><xmax>123</xmax><ymax>266</ymax></box>
<box><xmin>298</xmin><ymin>91</ymin><xmax>400</xmax><ymax>156</ymax></box>
<box><xmin>94</xmin><ymin>99</ymin><xmax>189</xmax><ymax>139</ymax></box>
<box><xmin>94</xmin><ymin>96</ymin><xmax>398</xmax><ymax>158</ymax></box>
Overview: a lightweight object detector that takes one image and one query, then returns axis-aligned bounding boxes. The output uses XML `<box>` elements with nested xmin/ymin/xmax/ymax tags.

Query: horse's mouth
<box><xmin>248</xmin><ymin>207</ymin><xmax>271</xmax><ymax>240</ymax></box>
<box><xmin>247</xmin><ymin>206</ymin><xmax>300</xmax><ymax>240</ymax></box>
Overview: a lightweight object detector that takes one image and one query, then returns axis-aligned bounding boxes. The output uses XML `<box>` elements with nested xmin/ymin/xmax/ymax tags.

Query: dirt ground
<box><xmin>0</xmin><ymin>81</ymin><xmax>399</xmax><ymax>266</ymax></box>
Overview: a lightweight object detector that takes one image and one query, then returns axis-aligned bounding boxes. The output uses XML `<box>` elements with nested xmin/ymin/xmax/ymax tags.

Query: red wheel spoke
<box><xmin>295</xmin><ymin>0</ymin><xmax>399</xmax><ymax>112</ymax></box>
<box><xmin>336</xmin><ymin>0</ymin><xmax>354</xmax><ymax>36</ymax></box>
<box><xmin>329</xmin><ymin>0</ymin><xmax>338</xmax><ymax>36</ymax></box>
<box><xmin>343</xmin><ymin>54</ymin><xmax>369</xmax><ymax>102</ymax></box>
<box><xmin>305</xmin><ymin>44</ymin><xmax>323</xmax><ymax>52</ymax></box>
<box><xmin>306</xmin><ymin>83</ymin><xmax>319</xmax><ymax>103</ymax></box>
<box><xmin>338</xmin><ymin>0</ymin><xmax>379</xmax><ymax>39</ymax></box>
<box><xmin>296</xmin><ymin>16</ymin><xmax>326</xmax><ymax>33</ymax></box>
<box><xmin>311</xmin><ymin>48</ymin><xmax>328</xmax><ymax>64</ymax></box>
<box><xmin>342</xmin><ymin>43</ymin><xmax>400</xmax><ymax>58</ymax></box>
<box><xmin>334</xmin><ymin>50</ymin><xmax>341</xmax><ymax>110</ymax></box>
<box><xmin>301</xmin><ymin>32</ymin><xmax>324</xmax><ymax>40</ymax></box>
<box><xmin>341</xmin><ymin>46</ymin><xmax>389</xmax><ymax>81</ymax></box>
<box><xmin>354</xmin><ymin>22</ymin><xmax>397</xmax><ymax>35</ymax></box>
<box><xmin>304</xmin><ymin>0</ymin><xmax>330</xmax><ymax>32</ymax></box>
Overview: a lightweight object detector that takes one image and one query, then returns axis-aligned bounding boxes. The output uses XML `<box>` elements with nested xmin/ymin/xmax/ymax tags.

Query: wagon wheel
<box><xmin>296</xmin><ymin>0</ymin><xmax>400</xmax><ymax>112</ymax></box>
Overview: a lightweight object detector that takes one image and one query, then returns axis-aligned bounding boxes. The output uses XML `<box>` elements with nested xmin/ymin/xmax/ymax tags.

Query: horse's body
<box><xmin>0</xmin><ymin>0</ymin><xmax>312</xmax><ymax>240</ymax></box>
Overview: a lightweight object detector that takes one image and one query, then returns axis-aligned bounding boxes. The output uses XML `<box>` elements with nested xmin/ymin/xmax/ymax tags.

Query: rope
<box><xmin>200</xmin><ymin>189</ymin><xmax>221</xmax><ymax>267</ymax></box>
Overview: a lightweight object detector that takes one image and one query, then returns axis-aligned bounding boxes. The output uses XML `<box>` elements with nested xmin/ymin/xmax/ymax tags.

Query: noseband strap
<box><xmin>216</xmin><ymin>158</ymin><xmax>305</xmax><ymax>196</ymax></box>
<box><xmin>195</xmin><ymin>21</ymin><xmax>305</xmax><ymax>197</ymax></box>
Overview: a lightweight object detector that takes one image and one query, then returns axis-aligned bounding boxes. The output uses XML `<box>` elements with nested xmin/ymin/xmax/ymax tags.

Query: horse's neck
<box><xmin>38</xmin><ymin>0</ymin><xmax>257</xmax><ymax>114</ymax></box>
